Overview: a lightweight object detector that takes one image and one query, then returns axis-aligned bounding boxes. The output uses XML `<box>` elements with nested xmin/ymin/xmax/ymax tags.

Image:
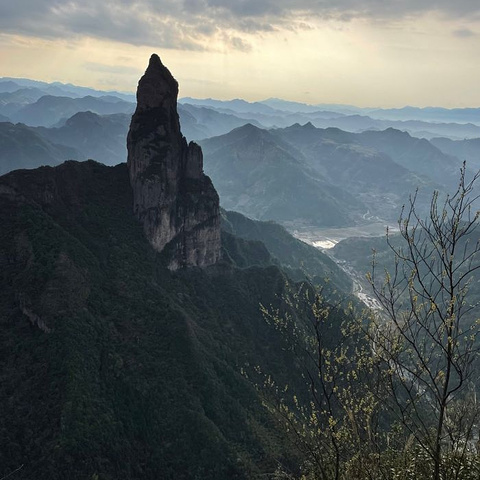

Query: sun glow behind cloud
<box><xmin>1</xmin><ymin>0</ymin><xmax>479</xmax><ymax>107</ymax></box>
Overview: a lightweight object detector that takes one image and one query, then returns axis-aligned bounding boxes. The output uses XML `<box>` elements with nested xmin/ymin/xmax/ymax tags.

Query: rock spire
<box><xmin>127</xmin><ymin>54</ymin><xmax>221</xmax><ymax>269</ymax></box>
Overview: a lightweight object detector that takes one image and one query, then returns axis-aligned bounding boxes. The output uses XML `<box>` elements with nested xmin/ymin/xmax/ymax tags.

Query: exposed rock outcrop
<box><xmin>127</xmin><ymin>54</ymin><xmax>221</xmax><ymax>269</ymax></box>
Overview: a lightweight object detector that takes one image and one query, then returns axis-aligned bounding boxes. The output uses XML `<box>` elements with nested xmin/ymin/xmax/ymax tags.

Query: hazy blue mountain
<box><xmin>181</xmin><ymin>98</ymin><xmax>348</xmax><ymax>129</ymax></box>
<box><xmin>37</xmin><ymin>105</ymin><xmax>260</xmax><ymax>164</ymax></box>
<box><xmin>11</xmin><ymin>95</ymin><xmax>135</xmax><ymax>127</ymax></box>
<box><xmin>0</xmin><ymin>77</ymin><xmax>136</xmax><ymax>102</ymax></box>
<box><xmin>0</xmin><ymin>105</ymin><xmax>269</xmax><ymax>174</ymax></box>
<box><xmin>180</xmin><ymin>97</ymin><xmax>278</xmax><ymax>114</ymax></box>
<box><xmin>275</xmin><ymin>123</ymin><xmax>462</xmax><ymax>187</ymax></box>
<box><xmin>305</xmin><ymin>115</ymin><xmax>480</xmax><ymax>139</ymax></box>
<box><xmin>201</xmin><ymin>123</ymin><xmax>364</xmax><ymax>227</ymax></box>
<box><xmin>271</xmin><ymin>123</ymin><xmax>437</xmax><ymax>220</ymax></box>
<box><xmin>0</xmin><ymin>80</ymin><xmax>24</xmax><ymax>93</ymax></box>
<box><xmin>368</xmin><ymin>106</ymin><xmax>480</xmax><ymax>125</ymax></box>
<box><xmin>260</xmin><ymin>98</ymin><xmax>334</xmax><ymax>113</ymax></box>
<box><xmin>0</xmin><ymin>114</ymin><xmax>10</xmax><ymax>122</ymax></box>
<box><xmin>261</xmin><ymin>99</ymin><xmax>480</xmax><ymax>125</ymax></box>
<box><xmin>356</xmin><ymin>128</ymin><xmax>463</xmax><ymax>187</ymax></box>
<box><xmin>0</xmin><ymin>87</ymin><xmax>53</xmax><ymax>104</ymax></box>
<box><xmin>35</xmin><ymin>111</ymin><xmax>130</xmax><ymax>165</ymax></box>
<box><xmin>212</xmin><ymin>109</ymin><xmax>346</xmax><ymax>129</ymax></box>
<box><xmin>179</xmin><ymin>103</ymin><xmax>264</xmax><ymax>140</ymax></box>
<box><xmin>430</xmin><ymin>137</ymin><xmax>480</xmax><ymax>170</ymax></box>
<box><xmin>374</xmin><ymin>119</ymin><xmax>480</xmax><ymax>140</ymax></box>
<box><xmin>391</xmin><ymin>123</ymin><xmax>480</xmax><ymax>140</ymax></box>
<box><xmin>182</xmin><ymin>99</ymin><xmax>480</xmax><ymax>139</ymax></box>
<box><xmin>260</xmin><ymin>98</ymin><xmax>358</xmax><ymax>116</ymax></box>
<box><xmin>0</xmin><ymin>87</ymin><xmax>53</xmax><ymax>118</ymax></box>
<box><xmin>176</xmin><ymin>104</ymin><xmax>209</xmax><ymax>140</ymax></box>
<box><xmin>0</xmin><ymin>122</ymin><xmax>79</xmax><ymax>174</ymax></box>
<box><xmin>0</xmin><ymin>78</ymin><xmax>84</xmax><ymax>97</ymax></box>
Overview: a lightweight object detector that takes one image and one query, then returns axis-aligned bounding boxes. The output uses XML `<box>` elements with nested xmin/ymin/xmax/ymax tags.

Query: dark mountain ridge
<box><xmin>0</xmin><ymin>56</ymin><xmax>355</xmax><ymax>478</ymax></box>
<box><xmin>0</xmin><ymin>157</ymin><xmax>341</xmax><ymax>479</ymax></box>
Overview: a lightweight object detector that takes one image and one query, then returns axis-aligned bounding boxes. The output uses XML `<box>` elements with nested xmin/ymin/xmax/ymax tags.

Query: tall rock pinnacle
<box><xmin>127</xmin><ymin>54</ymin><xmax>221</xmax><ymax>269</ymax></box>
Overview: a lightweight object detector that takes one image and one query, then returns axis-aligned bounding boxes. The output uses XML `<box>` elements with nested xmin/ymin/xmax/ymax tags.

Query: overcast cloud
<box><xmin>1</xmin><ymin>0</ymin><xmax>480</xmax><ymax>51</ymax></box>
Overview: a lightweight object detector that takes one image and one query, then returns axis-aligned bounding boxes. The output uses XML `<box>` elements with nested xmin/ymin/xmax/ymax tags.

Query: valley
<box><xmin>287</xmin><ymin>219</ymin><xmax>395</xmax><ymax>250</ymax></box>
<box><xmin>287</xmin><ymin>220</ymin><xmax>395</xmax><ymax>308</ymax></box>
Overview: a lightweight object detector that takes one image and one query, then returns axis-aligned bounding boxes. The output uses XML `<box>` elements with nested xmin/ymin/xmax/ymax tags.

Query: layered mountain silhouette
<box><xmin>9</xmin><ymin>95</ymin><xmax>135</xmax><ymax>127</ymax></box>
<box><xmin>36</xmin><ymin>111</ymin><xmax>130</xmax><ymax>166</ymax></box>
<box><xmin>0</xmin><ymin>106</ymin><xmax>264</xmax><ymax>172</ymax></box>
<box><xmin>1</xmin><ymin>75</ymin><xmax>478</xmax><ymax>231</ymax></box>
<box><xmin>355</xmin><ymin>128</ymin><xmax>462</xmax><ymax>187</ymax></box>
<box><xmin>181</xmin><ymin>97</ymin><xmax>480</xmax><ymax>140</ymax></box>
<box><xmin>1</xmin><ymin>114</ymin><xmax>471</xmax><ymax>228</ymax></box>
<box><xmin>200</xmin><ymin>122</ymin><xmax>463</xmax><ymax>225</ymax></box>
<box><xmin>201</xmin><ymin>123</ymin><xmax>363</xmax><ymax>227</ymax></box>
<box><xmin>431</xmin><ymin>136</ymin><xmax>480</xmax><ymax>170</ymax></box>
<box><xmin>270</xmin><ymin>123</ymin><xmax>465</xmax><ymax>218</ymax></box>
<box><xmin>0</xmin><ymin>122</ymin><xmax>79</xmax><ymax>175</ymax></box>
<box><xmin>179</xmin><ymin>103</ymin><xmax>264</xmax><ymax>140</ymax></box>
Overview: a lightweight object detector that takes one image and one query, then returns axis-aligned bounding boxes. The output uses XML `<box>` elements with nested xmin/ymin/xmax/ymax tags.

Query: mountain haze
<box><xmin>10</xmin><ymin>95</ymin><xmax>135</xmax><ymax>127</ymax></box>
<box><xmin>0</xmin><ymin>122</ymin><xmax>79</xmax><ymax>175</ymax></box>
<box><xmin>201</xmin><ymin>123</ymin><xmax>363</xmax><ymax>227</ymax></box>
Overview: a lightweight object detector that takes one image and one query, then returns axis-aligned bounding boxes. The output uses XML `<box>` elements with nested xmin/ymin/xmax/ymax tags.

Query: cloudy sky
<box><xmin>1</xmin><ymin>0</ymin><xmax>480</xmax><ymax>107</ymax></box>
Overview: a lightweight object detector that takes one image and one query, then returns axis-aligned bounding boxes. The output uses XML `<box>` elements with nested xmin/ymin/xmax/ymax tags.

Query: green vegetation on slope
<box><xmin>0</xmin><ymin>160</ymin><xmax>350</xmax><ymax>479</ymax></box>
<box><xmin>222</xmin><ymin>209</ymin><xmax>352</xmax><ymax>293</ymax></box>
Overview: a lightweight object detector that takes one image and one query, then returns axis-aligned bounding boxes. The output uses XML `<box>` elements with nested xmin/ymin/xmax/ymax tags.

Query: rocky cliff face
<box><xmin>127</xmin><ymin>54</ymin><xmax>221</xmax><ymax>269</ymax></box>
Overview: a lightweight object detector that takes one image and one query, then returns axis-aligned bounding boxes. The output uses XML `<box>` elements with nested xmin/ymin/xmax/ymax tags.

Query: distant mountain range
<box><xmin>430</xmin><ymin>137</ymin><xmax>480</xmax><ymax>170</ymax></box>
<box><xmin>0</xmin><ymin>105</ymin><xmax>266</xmax><ymax>173</ymax></box>
<box><xmin>2</xmin><ymin>77</ymin><xmax>480</xmax><ymax>134</ymax></box>
<box><xmin>178</xmin><ymin>103</ymin><xmax>263</xmax><ymax>140</ymax></box>
<box><xmin>6</xmin><ymin>95</ymin><xmax>135</xmax><ymax>127</ymax></box>
<box><xmin>0</xmin><ymin>116</ymin><xmax>473</xmax><ymax>228</ymax></box>
<box><xmin>201</xmin><ymin>124</ymin><xmax>363</xmax><ymax>227</ymax></box>
<box><xmin>272</xmin><ymin>124</ymin><xmax>460</xmax><ymax>188</ymax></box>
<box><xmin>183</xmin><ymin>97</ymin><xmax>480</xmax><ymax>127</ymax></box>
<box><xmin>35</xmin><ymin>112</ymin><xmax>131</xmax><ymax>166</ymax></box>
<box><xmin>200</xmin><ymin>122</ymin><xmax>463</xmax><ymax>227</ymax></box>
<box><xmin>0</xmin><ymin>77</ymin><xmax>135</xmax><ymax>101</ymax></box>
<box><xmin>180</xmin><ymin>97</ymin><xmax>480</xmax><ymax>138</ymax></box>
<box><xmin>1</xmin><ymin>76</ymin><xmax>479</xmax><ymax>231</ymax></box>
<box><xmin>0</xmin><ymin>122</ymin><xmax>78</xmax><ymax>174</ymax></box>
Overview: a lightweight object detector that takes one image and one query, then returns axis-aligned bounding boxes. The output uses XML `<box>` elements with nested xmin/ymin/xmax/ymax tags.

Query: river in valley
<box><xmin>287</xmin><ymin>220</ymin><xmax>398</xmax><ymax>309</ymax></box>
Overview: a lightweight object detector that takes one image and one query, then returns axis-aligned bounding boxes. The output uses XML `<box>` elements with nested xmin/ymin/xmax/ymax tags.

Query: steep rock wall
<box><xmin>127</xmin><ymin>54</ymin><xmax>221</xmax><ymax>269</ymax></box>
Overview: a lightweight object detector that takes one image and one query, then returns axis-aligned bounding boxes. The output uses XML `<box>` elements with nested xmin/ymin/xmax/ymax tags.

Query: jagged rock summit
<box><xmin>127</xmin><ymin>54</ymin><xmax>221</xmax><ymax>269</ymax></box>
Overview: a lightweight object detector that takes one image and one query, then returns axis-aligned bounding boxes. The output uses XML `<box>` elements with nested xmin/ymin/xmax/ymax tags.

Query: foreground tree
<box><xmin>259</xmin><ymin>164</ymin><xmax>480</xmax><ymax>479</ymax></box>
<box><xmin>260</xmin><ymin>285</ymin><xmax>385</xmax><ymax>480</ymax></box>
<box><xmin>368</xmin><ymin>163</ymin><xmax>480</xmax><ymax>480</ymax></box>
